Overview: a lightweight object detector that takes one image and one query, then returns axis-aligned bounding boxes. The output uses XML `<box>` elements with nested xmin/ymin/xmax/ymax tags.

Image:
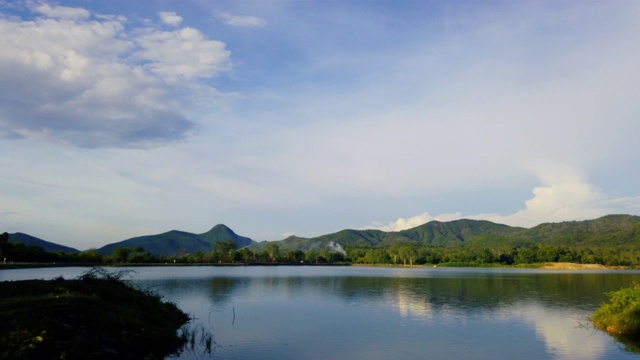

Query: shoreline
<box><xmin>1</xmin><ymin>261</ymin><xmax>633</xmax><ymax>271</ymax></box>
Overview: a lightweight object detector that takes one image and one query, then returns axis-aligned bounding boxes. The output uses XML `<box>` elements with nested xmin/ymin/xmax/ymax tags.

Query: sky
<box><xmin>1</xmin><ymin>0</ymin><xmax>640</xmax><ymax>250</ymax></box>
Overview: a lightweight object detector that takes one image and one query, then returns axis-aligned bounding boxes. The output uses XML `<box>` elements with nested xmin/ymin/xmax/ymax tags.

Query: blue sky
<box><xmin>1</xmin><ymin>0</ymin><xmax>640</xmax><ymax>250</ymax></box>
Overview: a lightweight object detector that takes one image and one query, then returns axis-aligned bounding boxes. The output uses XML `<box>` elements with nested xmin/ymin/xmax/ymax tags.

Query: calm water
<box><xmin>2</xmin><ymin>266</ymin><xmax>640</xmax><ymax>359</ymax></box>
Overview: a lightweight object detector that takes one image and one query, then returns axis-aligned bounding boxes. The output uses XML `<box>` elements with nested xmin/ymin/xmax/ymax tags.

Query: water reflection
<box><xmin>144</xmin><ymin>267</ymin><xmax>640</xmax><ymax>359</ymax></box>
<box><xmin>4</xmin><ymin>266</ymin><xmax>640</xmax><ymax>359</ymax></box>
<box><xmin>513</xmin><ymin>304</ymin><xmax>609</xmax><ymax>360</ymax></box>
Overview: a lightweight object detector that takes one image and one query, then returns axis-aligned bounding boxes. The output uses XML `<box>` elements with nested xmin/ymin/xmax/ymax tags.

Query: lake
<box><xmin>2</xmin><ymin>266</ymin><xmax>640</xmax><ymax>359</ymax></box>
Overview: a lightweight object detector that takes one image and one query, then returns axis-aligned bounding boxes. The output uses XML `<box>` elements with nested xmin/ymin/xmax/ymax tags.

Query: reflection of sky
<box><xmin>390</xmin><ymin>292</ymin><xmax>613</xmax><ymax>360</ymax></box>
<box><xmin>4</xmin><ymin>266</ymin><xmax>639</xmax><ymax>359</ymax></box>
<box><xmin>395</xmin><ymin>288</ymin><xmax>433</xmax><ymax>319</ymax></box>
<box><xmin>513</xmin><ymin>303</ymin><xmax>609</xmax><ymax>360</ymax></box>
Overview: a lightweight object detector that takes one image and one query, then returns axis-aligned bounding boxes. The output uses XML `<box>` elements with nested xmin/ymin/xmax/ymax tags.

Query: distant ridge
<box><xmin>250</xmin><ymin>215</ymin><xmax>640</xmax><ymax>252</ymax></box>
<box><xmin>8</xmin><ymin>214</ymin><xmax>640</xmax><ymax>256</ymax></box>
<box><xmin>9</xmin><ymin>232</ymin><xmax>79</xmax><ymax>254</ymax></box>
<box><xmin>97</xmin><ymin>224</ymin><xmax>255</xmax><ymax>256</ymax></box>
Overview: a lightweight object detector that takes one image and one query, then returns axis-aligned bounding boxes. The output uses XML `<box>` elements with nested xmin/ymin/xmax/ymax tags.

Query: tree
<box><xmin>265</xmin><ymin>242</ymin><xmax>280</xmax><ymax>263</ymax></box>
<box><xmin>285</xmin><ymin>250</ymin><xmax>305</xmax><ymax>263</ymax></box>
<box><xmin>113</xmin><ymin>247</ymin><xmax>132</xmax><ymax>263</ymax></box>
<box><xmin>0</xmin><ymin>232</ymin><xmax>8</xmax><ymax>243</ymax></box>
<box><xmin>237</xmin><ymin>248</ymin><xmax>255</xmax><ymax>263</ymax></box>
<box><xmin>215</xmin><ymin>240</ymin><xmax>237</xmax><ymax>263</ymax></box>
<box><xmin>397</xmin><ymin>245</ymin><xmax>418</xmax><ymax>266</ymax></box>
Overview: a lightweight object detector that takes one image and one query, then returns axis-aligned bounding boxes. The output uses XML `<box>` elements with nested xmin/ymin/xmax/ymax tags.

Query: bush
<box><xmin>592</xmin><ymin>283</ymin><xmax>640</xmax><ymax>338</ymax></box>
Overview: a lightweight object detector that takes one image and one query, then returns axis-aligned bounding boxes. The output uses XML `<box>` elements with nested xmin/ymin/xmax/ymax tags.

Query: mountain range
<box><xmin>7</xmin><ymin>214</ymin><xmax>640</xmax><ymax>256</ymax></box>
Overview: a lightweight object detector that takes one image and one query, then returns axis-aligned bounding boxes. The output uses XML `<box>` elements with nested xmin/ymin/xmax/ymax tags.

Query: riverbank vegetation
<box><xmin>0</xmin><ymin>268</ymin><xmax>190</xmax><ymax>359</ymax></box>
<box><xmin>2</xmin><ymin>231</ymin><xmax>640</xmax><ymax>268</ymax></box>
<box><xmin>592</xmin><ymin>283</ymin><xmax>640</xmax><ymax>338</ymax></box>
<box><xmin>3</xmin><ymin>241</ymin><xmax>639</xmax><ymax>269</ymax></box>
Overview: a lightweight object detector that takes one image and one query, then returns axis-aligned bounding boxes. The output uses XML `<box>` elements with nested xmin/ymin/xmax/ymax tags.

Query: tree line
<box><xmin>2</xmin><ymin>232</ymin><xmax>640</xmax><ymax>267</ymax></box>
<box><xmin>345</xmin><ymin>243</ymin><xmax>640</xmax><ymax>267</ymax></box>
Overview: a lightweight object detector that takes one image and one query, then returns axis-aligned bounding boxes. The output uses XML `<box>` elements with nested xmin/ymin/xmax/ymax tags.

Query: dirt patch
<box><xmin>541</xmin><ymin>262</ymin><xmax>618</xmax><ymax>270</ymax></box>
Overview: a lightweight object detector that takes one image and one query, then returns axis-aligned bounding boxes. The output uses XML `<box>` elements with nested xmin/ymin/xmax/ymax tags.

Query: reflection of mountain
<box><xmin>182</xmin><ymin>269</ymin><xmax>640</xmax><ymax>316</ymax></box>
<box><xmin>132</xmin><ymin>268</ymin><xmax>640</xmax><ymax>359</ymax></box>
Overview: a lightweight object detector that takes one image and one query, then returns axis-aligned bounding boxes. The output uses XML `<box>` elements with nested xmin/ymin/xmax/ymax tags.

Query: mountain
<box><xmin>9</xmin><ymin>214</ymin><xmax>640</xmax><ymax>257</ymax></box>
<box><xmin>9</xmin><ymin>232</ymin><xmax>80</xmax><ymax>254</ymax></box>
<box><xmin>98</xmin><ymin>224</ymin><xmax>255</xmax><ymax>256</ymax></box>
<box><xmin>251</xmin><ymin>215</ymin><xmax>640</xmax><ymax>252</ymax></box>
<box><xmin>520</xmin><ymin>214</ymin><xmax>640</xmax><ymax>248</ymax></box>
<box><xmin>249</xmin><ymin>219</ymin><xmax>521</xmax><ymax>252</ymax></box>
<box><xmin>391</xmin><ymin>219</ymin><xmax>525</xmax><ymax>246</ymax></box>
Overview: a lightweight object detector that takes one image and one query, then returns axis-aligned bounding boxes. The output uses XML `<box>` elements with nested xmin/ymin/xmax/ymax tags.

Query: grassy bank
<box><xmin>0</xmin><ymin>269</ymin><xmax>190</xmax><ymax>359</ymax></box>
<box><xmin>591</xmin><ymin>283</ymin><xmax>640</xmax><ymax>352</ymax></box>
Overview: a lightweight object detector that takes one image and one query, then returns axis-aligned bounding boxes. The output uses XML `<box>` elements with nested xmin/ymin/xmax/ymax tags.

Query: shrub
<box><xmin>592</xmin><ymin>283</ymin><xmax>640</xmax><ymax>338</ymax></box>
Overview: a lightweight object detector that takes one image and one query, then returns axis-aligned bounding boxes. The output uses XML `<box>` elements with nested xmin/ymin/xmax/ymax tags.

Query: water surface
<box><xmin>2</xmin><ymin>266</ymin><xmax>639</xmax><ymax>359</ymax></box>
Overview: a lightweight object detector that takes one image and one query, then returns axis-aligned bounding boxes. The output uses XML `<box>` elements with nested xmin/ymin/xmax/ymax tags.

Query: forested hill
<box><xmin>9</xmin><ymin>232</ymin><xmax>79</xmax><ymax>254</ymax></box>
<box><xmin>519</xmin><ymin>214</ymin><xmax>640</xmax><ymax>247</ymax></box>
<box><xmin>253</xmin><ymin>215</ymin><xmax>640</xmax><ymax>252</ymax></box>
<box><xmin>6</xmin><ymin>215</ymin><xmax>640</xmax><ymax>257</ymax></box>
<box><xmin>97</xmin><ymin>224</ymin><xmax>255</xmax><ymax>256</ymax></box>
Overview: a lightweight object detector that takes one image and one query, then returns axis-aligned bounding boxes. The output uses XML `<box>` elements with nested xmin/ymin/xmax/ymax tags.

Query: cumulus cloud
<box><xmin>32</xmin><ymin>3</ymin><xmax>89</xmax><ymax>20</ymax></box>
<box><xmin>0</xmin><ymin>4</ymin><xmax>230</xmax><ymax>148</ymax></box>
<box><xmin>490</xmin><ymin>178</ymin><xmax>605</xmax><ymax>227</ymax></box>
<box><xmin>158</xmin><ymin>11</ymin><xmax>182</xmax><ymax>26</ymax></box>
<box><xmin>133</xmin><ymin>27</ymin><xmax>230</xmax><ymax>81</ymax></box>
<box><xmin>368</xmin><ymin>169</ymin><xmax>622</xmax><ymax>231</ymax></box>
<box><xmin>215</xmin><ymin>11</ymin><xmax>266</xmax><ymax>27</ymax></box>
<box><xmin>371</xmin><ymin>212</ymin><xmax>464</xmax><ymax>232</ymax></box>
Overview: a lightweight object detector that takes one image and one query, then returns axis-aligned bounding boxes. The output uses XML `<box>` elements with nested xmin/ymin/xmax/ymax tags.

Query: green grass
<box><xmin>591</xmin><ymin>283</ymin><xmax>640</xmax><ymax>339</ymax></box>
<box><xmin>0</xmin><ymin>269</ymin><xmax>190</xmax><ymax>359</ymax></box>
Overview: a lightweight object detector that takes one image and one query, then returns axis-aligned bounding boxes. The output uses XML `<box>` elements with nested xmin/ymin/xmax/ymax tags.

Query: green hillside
<box><xmin>8</xmin><ymin>214</ymin><xmax>640</xmax><ymax>259</ymax></box>
<box><xmin>9</xmin><ymin>233</ymin><xmax>79</xmax><ymax>254</ymax></box>
<box><xmin>517</xmin><ymin>214</ymin><xmax>640</xmax><ymax>248</ymax></box>
<box><xmin>258</xmin><ymin>215</ymin><xmax>640</xmax><ymax>252</ymax></box>
<box><xmin>98</xmin><ymin>224</ymin><xmax>255</xmax><ymax>256</ymax></box>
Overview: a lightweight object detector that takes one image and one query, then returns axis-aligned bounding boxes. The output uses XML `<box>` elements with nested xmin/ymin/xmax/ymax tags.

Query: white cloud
<box><xmin>0</xmin><ymin>3</ymin><xmax>231</xmax><ymax>148</ymax></box>
<box><xmin>33</xmin><ymin>3</ymin><xmax>90</xmax><ymax>20</ymax></box>
<box><xmin>371</xmin><ymin>212</ymin><xmax>464</xmax><ymax>232</ymax></box>
<box><xmin>158</xmin><ymin>11</ymin><xmax>182</xmax><ymax>26</ymax></box>
<box><xmin>215</xmin><ymin>11</ymin><xmax>266</xmax><ymax>27</ymax></box>
<box><xmin>368</xmin><ymin>169</ymin><xmax>617</xmax><ymax>231</ymax></box>
<box><xmin>491</xmin><ymin>179</ymin><xmax>605</xmax><ymax>228</ymax></box>
<box><xmin>133</xmin><ymin>27</ymin><xmax>231</xmax><ymax>81</ymax></box>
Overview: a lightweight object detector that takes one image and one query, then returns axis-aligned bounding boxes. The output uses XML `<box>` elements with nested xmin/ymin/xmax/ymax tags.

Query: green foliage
<box><xmin>5</xmin><ymin>215</ymin><xmax>640</xmax><ymax>267</ymax></box>
<box><xmin>214</xmin><ymin>240</ymin><xmax>238</xmax><ymax>263</ymax></box>
<box><xmin>265</xmin><ymin>242</ymin><xmax>280</xmax><ymax>263</ymax></box>
<box><xmin>98</xmin><ymin>224</ymin><xmax>254</xmax><ymax>257</ymax></box>
<box><xmin>0</xmin><ymin>269</ymin><xmax>189</xmax><ymax>359</ymax></box>
<box><xmin>592</xmin><ymin>283</ymin><xmax>640</xmax><ymax>339</ymax></box>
